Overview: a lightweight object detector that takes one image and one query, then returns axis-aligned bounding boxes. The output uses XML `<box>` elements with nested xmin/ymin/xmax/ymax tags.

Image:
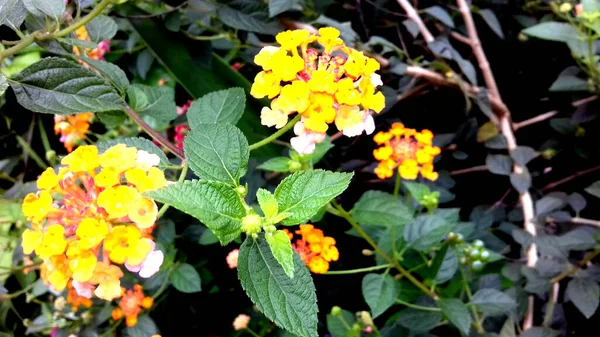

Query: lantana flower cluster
<box><xmin>283</xmin><ymin>224</ymin><xmax>339</xmax><ymax>274</ymax></box>
<box><xmin>372</xmin><ymin>123</ymin><xmax>441</xmax><ymax>181</ymax></box>
<box><xmin>250</xmin><ymin>27</ymin><xmax>385</xmax><ymax>155</ymax></box>
<box><xmin>111</xmin><ymin>284</ymin><xmax>154</xmax><ymax>327</ymax></box>
<box><xmin>21</xmin><ymin>144</ymin><xmax>166</xmax><ymax>302</ymax></box>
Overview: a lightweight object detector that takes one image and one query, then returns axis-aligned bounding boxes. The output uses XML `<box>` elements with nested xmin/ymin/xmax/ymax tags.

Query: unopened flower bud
<box><xmin>459</xmin><ymin>257</ymin><xmax>467</xmax><ymax>265</ymax></box>
<box><xmin>331</xmin><ymin>306</ymin><xmax>342</xmax><ymax>316</ymax></box>
<box><xmin>235</xmin><ymin>185</ymin><xmax>247</xmax><ymax>197</ymax></box>
<box><xmin>473</xmin><ymin>240</ymin><xmax>484</xmax><ymax>248</ymax></box>
<box><xmin>480</xmin><ymin>250</ymin><xmax>490</xmax><ymax>262</ymax></box>
<box><xmin>264</xmin><ymin>225</ymin><xmax>277</xmax><ymax>233</ymax></box>
<box><xmin>518</xmin><ymin>32</ymin><xmax>528</xmax><ymax>42</ymax></box>
<box><xmin>81</xmin><ymin>311</ymin><xmax>93</xmax><ymax>324</ymax></box>
<box><xmin>352</xmin><ymin>323</ymin><xmax>362</xmax><ymax>332</ymax></box>
<box><xmin>559</xmin><ymin>3</ymin><xmax>573</xmax><ymax>12</ymax></box>
<box><xmin>471</xmin><ymin>260</ymin><xmax>484</xmax><ymax>271</ymax></box>
<box><xmin>362</xmin><ymin>249</ymin><xmax>374</xmax><ymax>256</ymax></box>
<box><xmin>288</xmin><ymin>160</ymin><xmax>302</xmax><ymax>172</ymax></box>
<box><xmin>46</xmin><ymin>150</ymin><xmax>57</xmax><ymax>162</ymax></box>
<box><xmin>54</xmin><ymin>296</ymin><xmax>66</xmax><ymax>311</ymax></box>
<box><xmin>23</xmin><ymin>319</ymin><xmax>31</xmax><ymax>327</ymax></box>
<box><xmin>242</xmin><ymin>214</ymin><xmax>262</xmax><ymax>235</ymax></box>
<box><xmin>359</xmin><ymin>311</ymin><xmax>374</xmax><ymax>327</ymax></box>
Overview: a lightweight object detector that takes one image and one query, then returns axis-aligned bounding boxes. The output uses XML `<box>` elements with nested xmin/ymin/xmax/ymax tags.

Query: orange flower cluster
<box><xmin>283</xmin><ymin>224</ymin><xmax>339</xmax><ymax>274</ymax></box>
<box><xmin>372</xmin><ymin>123</ymin><xmax>441</xmax><ymax>181</ymax></box>
<box><xmin>54</xmin><ymin>113</ymin><xmax>94</xmax><ymax>153</ymax></box>
<box><xmin>66</xmin><ymin>281</ymin><xmax>92</xmax><ymax>312</ymax></box>
<box><xmin>111</xmin><ymin>284</ymin><xmax>153</xmax><ymax>327</ymax></box>
<box><xmin>21</xmin><ymin>145</ymin><xmax>166</xmax><ymax>302</ymax></box>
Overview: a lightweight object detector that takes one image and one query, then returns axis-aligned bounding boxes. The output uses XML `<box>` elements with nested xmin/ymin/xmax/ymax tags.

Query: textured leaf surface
<box><xmin>438</xmin><ymin>298</ymin><xmax>471</xmax><ymax>335</ymax></box>
<box><xmin>147</xmin><ymin>180</ymin><xmax>245</xmax><ymax>244</ymax></box>
<box><xmin>327</xmin><ymin>309</ymin><xmax>357</xmax><ymax>337</ymax></box>
<box><xmin>238</xmin><ymin>236</ymin><xmax>318</xmax><ymax>337</ymax></box>
<box><xmin>471</xmin><ymin>288</ymin><xmax>517</xmax><ymax>315</ymax></box>
<box><xmin>266</xmin><ymin>230</ymin><xmax>295</xmax><ymax>278</ymax></box>
<box><xmin>85</xmin><ymin>15</ymin><xmax>118</xmax><ymax>42</ymax></box>
<box><xmin>184</xmin><ymin>124</ymin><xmax>249</xmax><ymax>185</ymax></box>
<box><xmin>96</xmin><ymin>137</ymin><xmax>169</xmax><ymax>166</ymax></box>
<box><xmin>23</xmin><ymin>0</ymin><xmax>64</xmax><ymax>18</ymax></box>
<box><xmin>257</xmin><ymin>157</ymin><xmax>291</xmax><ymax>172</ymax></box>
<box><xmin>217</xmin><ymin>6</ymin><xmax>282</xmax><ymax>35</ymax></box>
<box><xmin>78</xmin><ymin>57</ymin><xmax>130</xmax><ymax>91</ymax></box>
<box><xmin>362</xmin><ymin>273</ymin><xmax>397</xmax><ymax>318</ymax></box>
<box><xmin>257</xmin><ymin>188</ymin><xmax>278</xmax><ymax>218</ymax></box>
<box><xmin>9</xmin><ymin>57</ymin><xmax>125</xmax><ymax>114</ymax></box>
<box><xmin>187</xmin><ymin>88</ymin><xmax>246</xmax><ymax>126</ymax></box>
<box><xmin>275</xmin><ymin>170</ymin><xmax>352</xmax><ymax>225</ymax></box>
<box><xmin>404</xmin><ymin>215</ymin><xmax>454</xmax><ymax>251</ymax></box>
<box><xmin>128</xmin><ymin>84</ymin><xmax>177</xmax><ymax>122</ymax></box>
<box><xmin>0</xmin><ymin>0</ymin><xmax>27</xmax><ymax>27</ymax></box>
<box><xmin>566</xmin><ymin>278</ymin><xmax>599</xmax><ymax>318</ymax></box>
<box><xmin>171</xmin><ymin>263</ymin><xmax>202</xmax><ymax>293</ymax></box>
<box><xmin>350</xmin><ymin>190</ymin><xmax>413</xmax><ymax>227</ymax></box>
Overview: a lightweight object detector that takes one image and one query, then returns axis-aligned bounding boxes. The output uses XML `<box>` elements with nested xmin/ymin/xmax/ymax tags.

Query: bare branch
<box><xmin>396</xmin><ymin>0</ymin><xmax>435</xmax><ymax>43</ymax></box>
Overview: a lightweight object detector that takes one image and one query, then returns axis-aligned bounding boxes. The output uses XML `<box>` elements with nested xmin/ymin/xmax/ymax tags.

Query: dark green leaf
<box><xmin>238</xmin><ymin>236</ymin><xmax>318</xmax><ymax>337</ymax></box>
<box><xmin>500</xmin><ymin>317</ymin><xmax>516</xmax><ymax>337</ymax></box>
<box><xmin>85</xmin><ymin>15</ymin><xmax>118</xmax><ymax>42</ymax></box>
<box><xmin>327</xmin><ymin>309</ymin><xmax>357</xmax><ymax>337</ymax></box>
<box><xmin>568</xmin><ymin>193</ymin><xmax>587</xmax><ymax>213</ymax></box>
<box><xmin>9</xmin><ymin>57</ymin><xmax>125</xmax><ymax>114</ymax></box>
<box><xmin>147</xmin><ymin>180</ymin><xmax>246</xmax><ymax>244</ymax></box>
<box><xmin>510</xmin><ymin>146</ymin><xmax>537</xmax><ymax>166</ymax></box>
<box><xmin>78</xmin><ymin>57</ymin><xmax>130</xmax><ymax>91</ymax></box>
<box><xmin>479</xmin><ymin>9</ymin><xmax>504</xmax><ymax>38</ymax></box>
<box><xmin>404</xmin><ymin>182</ymin><xmax>430</xmax><ymax>203</ymax></box>
<box><xmin>258</xmin><ymin>157</ymin><xmax>292</xmax><ymax>172</ymax></box>
<box><xmin>549</xmin><ymin>75</ymin><xmax>589</xmax><ymax>92</ymax></box>
<box><xmin>217</xmin><ymin>6</ymin><xmax>282</xmax><ymax>34</ymax></box>
<box><xmin>485</xmin><ymin>134</ymin><xmax>509</xmax><ymax>149</ymax></box>
<box><xmin>518</xmin><ymin>327</ymin><xmax>560</xmax><ymax>337</ymax></box>
<box><xmin>550</xmin><ymin>118</ymin><xmax>576</xmax><ymax>134</ymax></box>
<box><xmin>156</xmin><ymin>221</ymin><xmax>175</xmax><ymax>245</ymax></box>
<box><xmin>187</xmin><ymin>88</ymin><xmax>246</xmax><ymax>126</ymax></box>
<box><xmin>199</xmin><ymin>229</ymin><xmax>219</xmax><ymax>245</ymax></box>
<box><xmin>510</xmin><ymin>171</ymin><xmax>532</xmax><ymax>194</ymax></box>
<box><xmin>486</xmin><ymin>154</ymin><xmax>512</xmax><ymax>175</ymax></box>
<box><xmin>96</xmin><ymin>137</ymin><xmax>170</xmax><ymax>166</ymax></box>
<box><xmin>128</xmin><ymin>84</ymin><xmax>177</xmax><ymax>122</ymax></box>
<box><xmin>535</xmin><ymin>196</ymin><xmax>565</xmax><ymax>215</ymax></box>
<box><xmin>266</xmin><ymin>230</ymin><xmax>295</xmax><ymax>278</ymax></box>
<box><xmin>435</xmin><ymin>246</ymin><xmax>458</xmax><ymax>283</ymax></box>
<box><xmin>184</xmin><ymin>124</ymin><xmax>249</xmax><ymax>185</ymax></box>
<box><xmin>125</xmin><ymin>315</ymin><xmax>159</xmax><ymax>337</ymax></box>
<box><xmin>172</xmin><ymin>263</ymin><xmax>202</xmax><ymax>293</ymax></box>
<box><xmin>305</xmin><ymin>137</ymin><xmax>334</xmax><ymax>165</ymax></box>
<box><xmin>362</xmin><ymin>273</ymin><xmax>398</xmax><ymax>318</ymax></box>
<box><xmin>23</xmin><ymin>0</ymin><xmax>64</xmax><ymax>18</ymax></box>
<box><xmin>522</xmin><ymin>22</ymin><xmax>578</xmax><ymax>42</ymax></box>
<box><xmin>275</xmin><ymin>170</ymin><xmax>352</xmax><ymax>225</ymax></box>
<box><xmin>423</xmin><ymin>6</ymin><xmax>454</xmax><ymax>28</ymax></box>
<box><xmin>136</xmin><ymin>49</ymin><xmax>154</xmax><ymax>80</ymax></box>
<box><xmin>471</xmin><ymin>288</ymin><xmax>517</xmax><ymax>315</ymax></box>
<box><xmin>0</xmin><ymin>0</ymin><xmax>27</xmax><ymax>28</ymax></box>
<box><xmin>350</xmin><ymin>191</ymin><xmax>413</xmax><ymax>228</ymax></box>
<box><xmin>585</xmin><ymin>181</ymin><xmax>600</xmax><ymax>199</ymax></box>
<box><xmin>396</xmin><ymin>308</ymin><xmax>442</xmax><ymax>332</ymax></box>
<box><xmin>438</xmin><ymin>298</ymin><xmax>472</xmax><ymax>335</ymax></box>
<box><xmin>404</xmin><ymin>215</ymin><xmax>454</xmax><ymax>252</ymax></box>
<box><xmin>164</xmin><ymin>11</ymin><xmax>181</xmax><ymax>31</ymax></box>
<box><xmin>269</xmin><ymin>0</ymin><xmax>301</xmax><ymax>17</ymax></box>
<box><xmin>566</xmin><ymin>278</ymin><xmax>599</xmax><ymax>318</ymax></box>
<box><xmin>315</xmin><ymin>15</ymin><xmax>358</xmax><ymax>44</ymax></box>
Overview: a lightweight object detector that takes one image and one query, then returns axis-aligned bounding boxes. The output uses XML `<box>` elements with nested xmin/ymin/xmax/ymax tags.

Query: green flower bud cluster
<box><xmin>446</xmin><ymin>231</ymin><xmax>464</xmax><ymax>245</ymax></box>
<box><xmin>458</xmin><ymin>239</ymin><xmax>490</xmax><ymax>272</ymax></box>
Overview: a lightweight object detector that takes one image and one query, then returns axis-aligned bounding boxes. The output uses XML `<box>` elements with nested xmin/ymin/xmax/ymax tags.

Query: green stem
<box><xmin>15</xmin><ymin>134</ymin><xmax>47</xmax><ymax>169</ymax></box>
<box><xmin>328</xmin><ymin>202</ymin><xmax>438</xmax><ymax>300</ymax></box>
<box><xmin>461</xmin><ymin>268</ymin><xmax>484</xmax><ymax>334</ymax></box>
<box><xmin>157</xmin><ymin>162</ymin><xmax>188</xmax><ymax>219</ymax></box>
<box><xmin>5</xmin><ymin>281</ymin><xmax>36</xmax><ymax>299</ymax></box>
<box><xmin>336</xmin><ymin>314</ymin><xmax>353</xmax><ymax>332</ymax></box>
<box><xmin>543</xmin><ymin>284</ymin><xmax>556</xmax><ymax>327</ymax></box>
<box><xmin>100</xmin><ymin>318</ymin><xmax>123</xmax><ymax>337</ymax></box>
<box><xmin>325</xmin><ymin>264</ymin><xmax>392</xmax><ymax>275</ymax></box>
<box><xmin>396</xmin><ymin>299</ymin><xmax>441</xmax><ymax>312</ymax></box>
<box><xmin>248</xmin><ymin>114</ymin><xmax>301</xmax><ymax>151</ymax></box>
<box><xmin>54</xmin><ymin>0</ymin><xmax>112</xmax><ymax>37</ymax></box>
<box><xmin>152</xmin><ymin>263</ymin><xmax>179</xmax><ymax>300</ymax></box>
<box><xmin>245</xmin><ymin>328</ymin><xmax>261</xmax><ymax>337</ymax></box>
<box><xmin>124</xmin><ymin>108</ymin><xmax>185</xmax><ymax>159</ymax></box>
<box><xmin>184</xmin><ymin>31</ymin><xmax>230</xmax><ymax>41</ymax></box>
<box><xmin>393</xmin><ymin>173</ymin><xmax>402</xmax><ymax>197</ymax></box>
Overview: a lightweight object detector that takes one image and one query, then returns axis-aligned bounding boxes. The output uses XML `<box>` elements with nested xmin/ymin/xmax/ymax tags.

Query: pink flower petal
<box><xmin>138</xmin><ymin>250</ymin><xmax>164</xmax><ymax>278</ymax></box>
<box><xmin>72</xmin><ymin>281</ymin><xmax>94</xmax><ymax>299</ymax></box>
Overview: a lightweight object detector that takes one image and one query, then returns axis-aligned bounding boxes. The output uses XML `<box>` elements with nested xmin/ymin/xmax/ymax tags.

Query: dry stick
<box><xmin>513</xmin><ymin>111</ymin><xmax>559</xmax><ymax>130</ymax></box>
<box><xmin>540</xmin><ymin>164</ymin><xmax>600</xmax><ymax>192</ymax></box>
<box><xmin>455</xmin><ymin>0</ymin><xmax>537</xmax><ymax>330</ymax></box>
<box><xmin>396</xmin><ymin>0</ymin><xmax>435</xmax><ymax>43</ymax></box>
<box><xmin>449</xmin><ymin>165</ymin><xmax>488</xmax><ymax>176</ymax></box>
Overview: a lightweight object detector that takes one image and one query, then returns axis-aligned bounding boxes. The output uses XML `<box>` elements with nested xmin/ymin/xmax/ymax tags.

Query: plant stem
<box><xmin>152</xmin><ymin>263</ymin><xmax>179</xmax><ymax>300</ymax></box>
<box><xmin>248</xmin><ymin>114</ymin><xmax>301</xmax><ymax>151</ymax></box>
<box><xmin>245</xmin><ymin>328</ymin><xmax>261</xmax><ymax>337</ymax></box>
<box><xmin>157</xmin><ymin>162</ymin><xmax>188</xmax><ymax>219</ymax></box>
<box><xmin>15</xmin><ymin>134</ymin><xmax>47</xmax><ymax>169</ymax></box>
<box><xmin>100</xmin><ymin>318</ymin><xmax>123</xmax><ymax>337</ymax></box>
<box><xmin>328</xmin><ymin>202</ymin><xmax>438</xmax><ymax>299</ymax></box>
<box><xmin>461</xmin><ymin>268</ymin><xmax>484</xmax><ymax>334</ymax></box>
<box><xmin>124</xmin><ymin>108</ymin><xmax>185</xmax><ymax>159</ymax></box>
<box><xmin>393</xmin><ymin>173</ymin><xmax>402</xmax><ymax>197</ymax></box>
<box><xmin>551</xmin><ymin>248</ymin><xmax>600</xmax><ymax>283</ymax></box>
<box><xmin>325</xmin><ymin>264</ymin><xmax>392</xmax><ymax>275</ymax></box>
<box><xmin>395</xmin><ymin>299</ymin><xmax>441</xmax><ymax>312</ymax></box>
<box><xmin>5</xmin><ymin>281</ymin><xmax>36</xmax><ymax>299</ymax></box>
<box><xmin>543</xmin><ymin>283</ymin><xmax>558</xmax><ymax>327</ymax></box>
<box><xmin>55</xmin><ymin>0</ymin><xmax>112</xmax><ymax>37</ymax></box>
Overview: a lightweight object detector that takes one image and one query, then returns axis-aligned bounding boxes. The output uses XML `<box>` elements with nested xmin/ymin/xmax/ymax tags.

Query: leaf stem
<box><xmin>325</xmin><ymin>264</ymin><xmax>392</xmax><ymax>275</ymax></box>
<box><xmin>157</xmin><ymin>162</ymin><xmax>188</xmax><ymax>219</ymax></box>
<box><xmin>327</xmin><ymin>201</ymin><xmax>438</xmax><ymax>300</ymax></box>
<box><xmin>551</xmin><ymin>248</ymin><xmax>600</xmax><ymax>283</ymax></box>
<box><xmin>15</xmin><ymin>134</ymin><xmax>47</xmax><ymax>169</ymax></box>
<box><xmin>152</xmin><ymin>263</ymin><xmax>179</xmax><ymax>300</ymax></box>
<box><xmin>460</xmin><ymin>268</ymin><xmax>484</xmax><ymax>334</ymax></box>
<box><xmin>245</xmin><ymin>328</ymin><xmax>262</xmax><ymax>337</ymax></box>
<box><xmin>543</xmin><ymin>283</ymin><xmax>558</xmax><ymax>327</ymax></box>
<box><xmin>393</xmin><ymin>173</ymin><xmax>402</xmax><ymax>197</ymax></box>
<box><xmin>124</xmin><ymin>108</ymin><xmax>185</xmax><ymax>159</ymax></box>
<box><xmin>5</xmin><ymin>281</ymin><xmax>36</xmax><ymax>299</ymax></box>
<box><xmin>55</xmin><ymin>0</ymin><xmax>113</xmax><ymax>38</ymax></box>
<box><xmin>395</xmin><ymin>299</ymin><xmax>441</xmax><ymax>312</ymax></box>
<box><xmin>248</xmin><ymin>114</ymin><xmax>301</xmax><ymax>151</ymax></box>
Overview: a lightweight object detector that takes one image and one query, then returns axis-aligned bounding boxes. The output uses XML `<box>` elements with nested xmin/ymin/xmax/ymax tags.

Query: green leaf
<box><xmin>404</xmin><ymin>182</ymin><xmax>431</xmax><ymax>203</ymax></box>
<box><xmin>59</xmin><ymin>37</ymin><xmax>98</xmax><ymax>49</ymax></box>
<box><xmin>510</xmin><ymin>146</ymin><xmax>537</xmax><ymax>166</ymax></box>
<box><xmin>518</xmin><ymin>327</ymin><xmax>560</xmax><ymax>337</ymax></box>
<box><xmin>479</xmin><ymin>9</ymin><xmax>504</xmax><ymax>38</ymax></box>
<box><xmin>522</xmin><ymin>22</ymin><xmax>579</xmax><ymax>42</ymax></box>
<box><xmin>435</xmin><ymin>247</ymin><xmax>458</xmax><ymax>283</ymax></box>
<box><xmin>275</xmin><ymin>170</ymin><xmax>353</xmax><ymax>225</ymax></box>
<box><xmin>423</xmin><ymin>6</ymin><xmax>454</xmax><ymax>28</ymax></box>
<box><xmin>183</xmin><ymin>124</ymin><xmax>249</xmax><ymax>185</ymax></box>
<box><xmin>0</xmin><ymin>0</ymin><xmax>27</xmax><ymax>28</ymax></box>
<box><xmin>85</xmin><ymin>15</ymin><xmax>118</xmax><ymax>42</ymax></box>
<box><xmin>350</xmin><ymin>191</ymin><xmax>413</xmax><ymax>228</ymax></box>
<box><xmin>8</xmin><ymin>57</ymin><xmax>125</xmax><ymax>114</ymax></box>
<box><xmin>78</xmin><ymin>57</ymin><xmax>130</xmax><ymax>91</ymax></box>
<box><xmin>125</xmin><ymin>315</ymin><xmax>159</xmax><ymax>337</ymax></box>
<box><xmin>172</xmin><ymin>263</ymin><xmax>202</xmax><ymax>293</ymax></box>
<box><xmin>486</xmin><ymin>154</ymin><xmax>513</xmax><ymax>175</ymax></box>
<box><xmin>96</xmin><ymin>137</ymin><xmax>169</xmax><ymax>166</ymax></box>
<box><xmin>585</xmin><ymin>181</ymin><xmax>600</xmax><ymax>199</ymax></box>
<box><xmin>269</xmin><ymin>0</ymin><xmax>301</xmax><ymax>17</ymax></box>
<box><xmin>199</xmin><ymin>229</ymin><xmax>219</xmax><ymax>245</ymax></box>
<box><xmin>238</xmin><ymin>235</ymin><xmax>318</xmax><ymax>337</ymax></box>
<box><xmin>550</xmin><ymin>118</ymin><xmax>576</xmax><ymax>134</ymax></box>
<box><xmin>535</xmin><ymin>196</ymin><xmax>565</xmax><ymax>215</ymax></box>
<box><xmin>258</xmin><ymin>157</ymin><xmax>292</xmax><ymax>172</ymax></box>
<box><xmin>187</xmin><ymin>88</ymin><xmax>246</xmax><ymax>126</ymax></box>
<box><xmin>470</xmin><ymin>288</ymin><xmax>517</xmax><ymax>315</ymax></box>
<box><xmin>257</xmin><ymin>188</ymin><xmax>278</xmax><ymax>218</ymax></box>
<box><xmin>315</xmin><ymin>15</ymin><xmax>359</xmax><ymax>44</ymax></box>
<box><xmin>500</xmin><ymin>317</ymin><xmax>516</xmax><ymax>337</ymax></box>
<box><xmin>327</xmin><ymin>309</ymin><xmax>358</xmax><ymax>337</ymax></box>
<box><xmin>510</xmin><ymin>171</ymin><xmax>532</xmax><ymax>194</ymax></box>
<box><xmin>136</xmin><ymin>49</ymin><xmax>154</xmax><ymax>81</ymax></box>
<box><xmin>156</xmin><ymin>221</ymin><xmax>176</xmax><ymax>245</ymax></box>
<box><xmin>404</xmin><ymin>215</ymin><xmax>454</xmax><ymax>252</ymax></box>
<box><xmin>128</xmin><ymin>84</ymin><xmax>177</xmax><ymax>122</ymax></box>
<box><xmin>147</xmin><ymin>180</ymin><xmax>246</xmax><ymax>244</ymax></box>
<box><xmin>217</xmin><ymin>6</ymin><xmax>282</xmax><ymax>35</ymax></box>
<box><xmin>23</xmin><ymin>0</ymin><xmax>64</xmax><ymax>18</ymax></box>
<box><xmin>266</xmin><ymin>230</ymin><xmax>295</xmax><ymax>278</ymax></box>
<box><xmin>566</xmin><ymin>278</ymin><xmax>599</xmax><ymax>318</ymax></box>
<box><xmin>127</xmin><ymin>85</ymin><xmax>149</xmax><ymax>111</ymax></box>
<box><xmin>0</xmin><ymin>74</ymin><xmax>8</xmax><ymax>96</ymax></box>
<box><xmin>549</xmin><ymin>75</ymin><xmax>589</xmax><ymax>92</ymax></box>
<box><xmin>438</xmin><ymin>298</ymin><xmax>471</xmax><ymax>335</ymax></box>
<box><xmin>362</xmin><ymin>273</ymin><xmax>398</xmax><ymax>318</ymax></box>
<box><xmin>307</xmin><ymin>137</ymin><xmax>334</xmax><ymax>164</ymax></box>
<box><xmin>396</xmin><ymin>308</ymin><xmax>442</xmax><ymax>332</ymax></box>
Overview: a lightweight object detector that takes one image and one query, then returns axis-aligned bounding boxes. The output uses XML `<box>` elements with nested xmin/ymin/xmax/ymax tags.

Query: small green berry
<box><xmin>480</xmin><ymin>250</ymin><xmax>490</xmax><ymax>261</ymax></box>
<box><xmin>473</xmin><ymin>240</ymin><xmax>484</xmax><ymax>248</ymax></box>
<box><xmin>331</xmin><ymin>306</ymin><xmax>342</xmax><ymax>316</ymax></box>
<box><xmin>471</xmin><ymin>260</ymin><xmax>484</xmax><ymax>271</ymax></box>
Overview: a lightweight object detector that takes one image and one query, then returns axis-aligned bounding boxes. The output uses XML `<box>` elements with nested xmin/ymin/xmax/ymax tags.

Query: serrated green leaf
<box><xmin>217</xmin><ymin>6</ymin><xmax>282</xmax><ymax>34</ymax></box>
<box><xmin>127</xmin><ymin>86</ymin><xmax>149</xmax><ymax>111</ymax></box>
<box><xmin>85</xmin><ymin>15</ymin><xmax>118</xmax><ymax>42</ymax></box>
<box><xmin>522</xmin><ymin>22</ymin><xmax>578</xmax><ymax>42</ymax></box>
<box><xmin>125</xmin><ymin>315</ymin><xmax>159</xmax><ymax>337</ymax></box>
<box><xmin>187</xmin><ymin>88</ymin><xmax>246</xmax><ymax>126</ymax></box>
<box><xmin>269</xmin><ymin>0</ymin><xmax>301</xmax><ymax>17</ymax></box>
<box><xmin>128</xmin><ymin>84</ymin><xmax>177</xmax><ymax>122</ymax></box>
<box><xmin>23</xmin><ymin>0</ymin><xmax>64</xmax><ymax>18</ymax></box>
<box><xmin>184</xmin><ymin>124</ymin><xmax>249</xmax><ymax>185</ymax></box>
<box><xmin>486</xmin><ymin>154</ymin><xmax>513</xmax><ymax>175</ymax></box>
<box><xmin>566</xmin><ymin>278</ymin><xmax>599</xmax><ymax>318</ymax></box>
<box><xmin>58</xmin><ymin>37</ymin><xmax>98</xmax><ymax>49</ymax></box>
<box><xmin>404</xmin><ymin>215</ymin><xmax>454</xmax><ymax>252</ymax></box>
<box><xmin>147</xmin><ymin>180</ymin><xmax>245</xmax><ymax>244</ymax></box>
<box><xmin>78</xmin><ymin>57</ymin><xmax>130</xmax><ymax>91</ymax></box>
<box><xmin>8</xmin><ymin>57</ymin><xmax>125</xmax><ymax>114</ymax></box>
<box><xmin>470</xmin><ymin>288</ymin><xmax>517</xmax><ymax>315</ymax></box>
<box><xmin>423</xmin><ymin>6</ymin><xmax>454</xmax><ymax>28</ymax></box>
<box><xmin>257</xmin><ymin>188</ymin><xmax>278</xmax><ymax>218</ymax></box>
<box><xmin>362</xmin><ymin>273</ymin><xmax>398</xmax><ymax>318</ymax></box>
<box><xmin>435</xmin><ymin>247</ymin><xmax>458</xmax><ymax>283</ymax></box>
<box><xmin>404</xmin><ymin>182</ymin><xmax>431</xmax><ymax>204</ymax></box>
<box><xmin>258</xmin><ymin>157</ymin><xmax>292</xmax><ymax>172</ymax></box>
<box><xmin>238</xmin><ymin>235</ymin><xmax>318</xmax><ymax>337</ymax></box>
<box><xmin>350</xmin><ymin>191</ymin><xmax>413</xmax><ymax>228</ymax></box>
<box><xmin>275</xmin><ymin>170</ymin><xmax>352</xmax><ymax>225</ymax></box>
<box><xmin>0</xmin><ymin>0</ymin><xmax>27</xmax><ymax>28</ymax></box>
<box><xmin>396</xmin><ymin>308</ymin><xmax>442</xmax><ymax>331</ymax></box>
<box><xmin>438</xmin><ymin>298</ymin><xmax>471</xmax><ymax>335</ymax></box>
<box><xmin>266</xmin><ymin>230</ymin><xmax>295</xmax><ymax>278</ymax></box>
<box><xmin>96</xmin><ymin>137</ymin><xmax>169</xmax><ymax>166</ymax></box>
<box><xmin>171</xmin><ymin>263</ymin><xmax>202</xmax><ymax>293</ymax></box>
<box><xmin>327</xmin><ymin>309</ymin><xmax>358</xmax><ymax>337</ymax></box>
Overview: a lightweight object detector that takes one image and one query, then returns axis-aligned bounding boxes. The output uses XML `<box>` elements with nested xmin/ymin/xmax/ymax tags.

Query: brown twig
<box><xmin>513</xmin><ymin>111</ymin><xmax>559</xmax><ymax>130</ymax></box>
<box><xmin>124</xmin><ymin>108</ymin><xmax>185</xmax><ymax>159</ymax></box>
<box><xmin>547</xmin><ymin>216</ymin><xmax>600</xmax><ymax>228</ymax></box>
<box><xmin>450</xmin><ymin>31</ymin><xmax>471</xmax><ymax>45</ymax></box>
<box><xmin>396</xmin><ymin>0</ymin><xmax>435</xmax><ymax>43</ymax></box>
<box><xmin>551</xmin><ymin>248</ymin><xmax>600</xmax><ymax>284</ymax></box>
<box><xmin>540</xmin><ymin>164</ymin><xmax>600</xmax><ymax>192</ymax></box>
<box><xmin>449</xmin><ymin>165</ymin><xmax>488</xmax><ymax>176</ymax></box>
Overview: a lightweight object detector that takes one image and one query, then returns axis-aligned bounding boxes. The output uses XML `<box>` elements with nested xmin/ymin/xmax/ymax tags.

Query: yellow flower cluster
<box><xmin>372</xmin><ymin>123</ymin><xmax>441</xmax><ymax>181</ymax></box>
<box><xmin>21</xmin><ymin>145</ymin><xmax>166</xmax><ymax>301</ymax></box>
<box><xmin>250</xmin><ymin>28</ymin><xmax>385</xmax><ymax>155</ymax></box>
